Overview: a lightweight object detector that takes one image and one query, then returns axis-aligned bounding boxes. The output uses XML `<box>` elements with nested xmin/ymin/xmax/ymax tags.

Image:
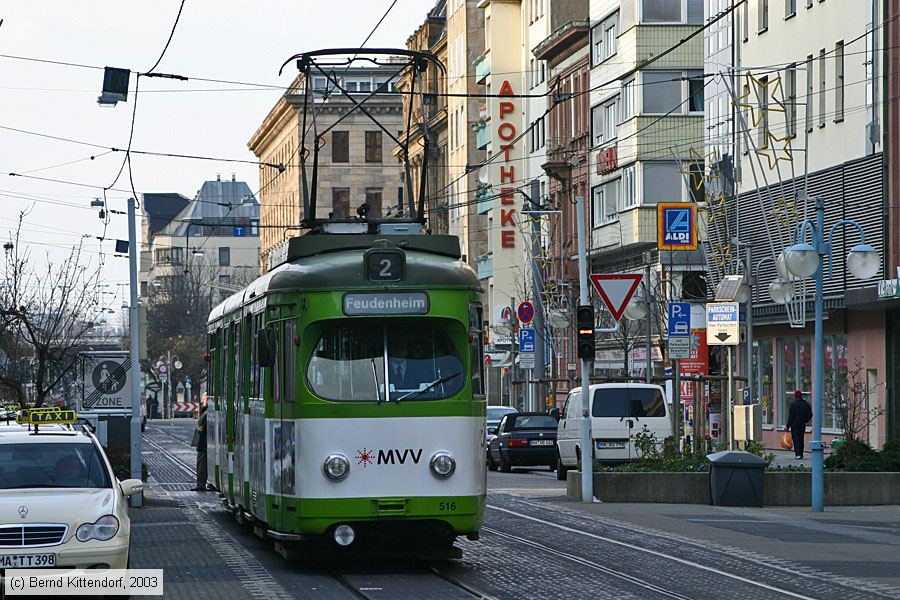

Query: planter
<box><xmin>566</xmin><ymin>471</ymin><xmax>900</xmax><ymax>506</ymax></box>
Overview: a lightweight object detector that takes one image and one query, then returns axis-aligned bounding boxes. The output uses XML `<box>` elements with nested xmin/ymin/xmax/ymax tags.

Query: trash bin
<box><xmin>707</xmin><ymin>450</ymin><xmax>767</xmax><ymax>507</ymax></box>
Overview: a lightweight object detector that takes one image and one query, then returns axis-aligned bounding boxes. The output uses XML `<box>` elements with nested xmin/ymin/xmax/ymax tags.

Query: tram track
<box><xmin>143</xmin><ymin>423</ymin><xmax>498</xmax><ymax>600</ymax></box>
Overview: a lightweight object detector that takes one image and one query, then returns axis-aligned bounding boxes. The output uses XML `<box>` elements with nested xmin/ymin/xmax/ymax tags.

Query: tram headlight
<box><xmin>323</xmin><ymin>453</ymin><xmax>350</xmax><ymax>481</ymax></box>
<box><xmin>429</xmin><ymin>451</ymin><xmax>456</xmax><ymax>479</ymax></box>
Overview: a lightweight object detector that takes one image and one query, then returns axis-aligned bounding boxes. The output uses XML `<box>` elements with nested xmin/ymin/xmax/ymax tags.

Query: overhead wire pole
<box><xmin>576</xmin><ymin>195</ymin><xmax>592</xmax><ymax>503</ymax></box>
<box><xmin>127</xmin><ymin>196</ymin><xmax>142</xmax><ymax>507</ymax></box>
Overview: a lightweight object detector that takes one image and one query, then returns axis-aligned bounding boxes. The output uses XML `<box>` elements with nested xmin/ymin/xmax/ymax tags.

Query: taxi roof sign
<box><xmin>16</xmin><ymin>407</ymin><xmax>77</xmax><ymax>425</ymax></box>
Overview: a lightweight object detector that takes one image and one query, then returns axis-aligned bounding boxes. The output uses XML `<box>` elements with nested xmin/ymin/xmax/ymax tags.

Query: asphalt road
<box><xmin>134</xmin><ymin>419</ymin><xmax>900</xmax><ymax>600</ymax></box>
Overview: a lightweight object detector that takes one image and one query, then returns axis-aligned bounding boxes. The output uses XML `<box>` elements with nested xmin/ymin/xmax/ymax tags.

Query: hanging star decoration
<box><xmin>733</xmin><ymin>73</ymin><xmax>787</xmax><ymax>127</ymax></box>
<box><xmin>755</xmin><ymin>130</ymin><xmax>794</xmax><ymax>169</ymax></box>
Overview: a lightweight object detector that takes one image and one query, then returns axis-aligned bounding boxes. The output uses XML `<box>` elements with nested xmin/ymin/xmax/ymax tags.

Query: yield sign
<box><xmin>589</xmin><ymin>274</ymin><xmax>643</xmax><ymax>321</ymax></box>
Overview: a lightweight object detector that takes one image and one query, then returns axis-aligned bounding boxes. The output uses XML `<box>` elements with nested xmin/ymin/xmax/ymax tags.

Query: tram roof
<box><xmin>208</xmin><ymin>234</ymin><xmax>480</xmax><ymax>323</ymax></box>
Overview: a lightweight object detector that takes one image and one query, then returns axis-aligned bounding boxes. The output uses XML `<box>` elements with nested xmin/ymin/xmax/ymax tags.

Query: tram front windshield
<box><xmin>307</xmin><ymin>319</ymin><xmax>465</xmax><ymax>402</ymax></box>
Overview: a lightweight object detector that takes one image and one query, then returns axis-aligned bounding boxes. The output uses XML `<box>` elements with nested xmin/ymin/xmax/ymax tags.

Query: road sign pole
<box><xmin>128</xmin><ymin>197</ymin><xmax>143</xmax><ymax>507</ymax></box>
<box><xmin>645</xmin><ymin>263</ymin><xmax>652</xmax><ymax>384</ymax></box>
<box><xmin>674</xmin><ymin>358</ymin><xmax>681</xmax><ymax>446</ymax></box>
<box><xmin>726</xmin><ymin>346</ymin><xmax>734</xmax><ymax>451</ymax></box>
<box><xmin>576</xmin><ymin>195</ymin><xmax>593</xmax><ymax>504</ymax></box>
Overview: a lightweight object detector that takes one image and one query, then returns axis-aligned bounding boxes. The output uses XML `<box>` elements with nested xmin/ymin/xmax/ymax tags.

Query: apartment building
<box><xmin>735</xmin><ymin>0</ymin><xmax>889</xmax><ymax>447</ymax></box>
<box><xmin>587</xmin><ymin>0</ymin><xmax>705</xmax><ymax>377</ymax></box>
<box><xmin>248</xmin><ymin>64</ymin><xmax>404</xmax><ymax>271</ymax></box>
<box><xmin>395</xmin><ymin>1</ymin><xmax>451</xmax><ymax>234</ymax></box>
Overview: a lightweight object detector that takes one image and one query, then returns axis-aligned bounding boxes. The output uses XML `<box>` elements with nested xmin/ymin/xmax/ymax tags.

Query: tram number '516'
<box><xmin>365</xmin><ymin>249</ymin><xmax>405</xmax><ymax>282</ymax></box>
<box><xmin>438</xmin><ymin>501</ymin><xmax>457</xmax><ymax>511</ymax></box>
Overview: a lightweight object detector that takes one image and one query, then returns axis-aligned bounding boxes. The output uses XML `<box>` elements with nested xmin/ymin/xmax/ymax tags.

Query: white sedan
<box><xmin>0</xmin><ymin>421</ymin><xmax>143</xmax><ymax>570</ymax></box>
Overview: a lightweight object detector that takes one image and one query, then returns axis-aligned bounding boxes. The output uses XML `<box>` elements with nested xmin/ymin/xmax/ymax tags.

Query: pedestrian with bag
<box><xmin>191</xmin><ymin>396</ymin><xmax>209</xmax><ymax>491</ymax></box>
<box><xmin>785</xmin><ymin>390</ymin><xmax>813</xmax><ymax>459</ymax></box>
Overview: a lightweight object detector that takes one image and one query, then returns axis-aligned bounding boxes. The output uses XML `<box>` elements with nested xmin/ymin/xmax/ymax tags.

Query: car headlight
<box><xmin>430</xmin><ymin>451</ymin><xmax>456</xmax><ymax>479</ymax></box>
<box><xmin>323</xmin><ymin>453</ymin><xmax>350</xmax><ymax>481</ymax></box>
<box><xmin>76</xmin><ymin>515</ymin><xmax>120</xmax><ymax>542</ymax></box>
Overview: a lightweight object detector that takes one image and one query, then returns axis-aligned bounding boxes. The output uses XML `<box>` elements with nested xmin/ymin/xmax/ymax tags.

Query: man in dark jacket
<box><xmin>785</xmin><ymin>390</ymin><xmax>813</xmax><ymax>459</ymax></box>
<box><xmin>192</xmin><ymin>398</ymin><xmax>209</xmax><ymax>491</ymax></box>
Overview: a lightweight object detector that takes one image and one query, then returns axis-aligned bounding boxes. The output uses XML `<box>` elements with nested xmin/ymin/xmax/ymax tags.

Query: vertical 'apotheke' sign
<box><xmin>497</xmin><ymin>80</ymin><xmax>517</xmax><ymax>249</ymax></box>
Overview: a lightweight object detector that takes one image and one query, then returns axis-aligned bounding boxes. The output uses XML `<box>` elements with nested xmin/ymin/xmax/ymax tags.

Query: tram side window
<box><xmin>283</xmin><ymin>320</ymin><xmax>296</xmax><ymax>402</ymax></box>
<box><xmin>249</xmin><ymin>313</ymin><xmax>262</xmax><ymax>398</ymax></box>
<box><xmin>208</xmin><ymin>332</ymin><xmax>217</xmax><ymax>399</ymax></box>
<box><xmin>469</xmin><ymin>304</ymin><xmax>485</xmax><ymax>396</ymax></box>
<box><xmin>232</xmin><ymin>323</ymin><xmax>241</xmax><ymax>406</ymax></box>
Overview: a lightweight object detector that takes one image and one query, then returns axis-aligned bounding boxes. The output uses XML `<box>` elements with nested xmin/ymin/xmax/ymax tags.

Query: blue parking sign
<box><xmin>518</xmin><ymin>328</ymin><xmax>536</xmax><ymax>353</ymax></box>
<box><xmin>667</xmin><ymin>302</ymin><xmax>691</xmax><ymax>337</ymax></box>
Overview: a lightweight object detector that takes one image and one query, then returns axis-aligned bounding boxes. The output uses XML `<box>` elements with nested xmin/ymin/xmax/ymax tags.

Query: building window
<box><xmin>591</xmin><ymin>181</ymin><xmax>619</xmax><ymax>227</ymax></box>
<box><xmin>785</xmin><ymin>0</ymin><xmax>796</xmax><ymax>18</ymax></box>
<box><xmin>818</xmin><ymin>48</ymin><xmax>826</xmax><ymax>128</ymax></box>
<box><xmin>642</xmin><ymin>72</ymin><xmax>681</xmax><ymax>113</ymax></box>
<box><xmin>687</xmin><ymin>162</ymin><xmax>704</xmax><ymax>203</ymax></box>
<box><xmin>621</xmin><ymin>166</ymin><xmax>636</xmax><ymax>208</ymax></box>
<box><xmin>834</xmin><ymin>40</ymin><xmax>844</xmax><ymax>122</ymax></box>
<box><xmin>365</xmin><ymin>131</ymin><xmax>382</xmax><ymax>163</ymax></box>
<box><xmin>688</xmin><ymin>74</ymin><xmax>705</xmax><ymax>112</ymax></box>
<box><xmin>785</xmin><ymin>64</ymin><xmax>797</xmax><ymax>137</ymax></box>
<box><xmin>805</xmin><ymin>55</ymin><xmax>814</xmax><ymax>132</ymax></box>
<box><xmin>591</xmin><ymin>11</ymin><xmax>618</xmax><ymax>66</ymax></box>
<box><xmin>758</xmin><ymin>75</ymin><xmax>769</xmax><ymax>147</ymax></box>
<box><xmin>642</xmin><ymin>0</ymin><xmax>680</xmax><ymax>23</ymax></box>
<box><xmin>250</xmin><ymin>220</ymin><xmax>259</xmax><ymax>236</ymax></box>
<box><xmin>642</xmin><ymin>162</ymin><xmax>682</xmax><ymax>204</ymax></box>
<box><xmin>778</xmin><ymin>338</ymin><xmax>812</xmax><ymax>427</ymax></box>
<box><xmin>365</xmin><ymin>188</ymin><xmax>383</xmax><ymax>217</ymax></box>
<box><xmin>758</xmin><ymin>0</ymin><xmax>769</xmax><ymax>31</ymax></box>
<box><xmin>332</xmin><ymin>131</ymin><xmax>349</xmax><ymax>163</ymax></box>
<box><xmin>591</xmin><ymin>96</ymin><xmax>619</xmax><ymax>147</ymax></box>
<box><xmin>622</xmin><ymin>79</ymin><xmax>636</xmax><ymax>119</ymax></box>
<box><xmin>822</xmin><ymin>335</ymin><xmax>849</xmax><ymax>431</ymax></box>
<box><xmin>753</xmin><ymin>339</ymin><xmax>775</xmax><ymax>425</ymax></box>
<box><xmin>332</xmin><ymin>188</ymin><xmax>350</xmax><ymax>218</ymax></box>
<box><xmin>218</xmin><ymin>274</ymin><xmax>231</xmax><ymax>286</ymax></box>
<box><xmin>218</xmin><ymin>247</ymin><xmax>230</xmax><ymax>267</ymax></box>
<box><xmin>742</xmin><ymin>0</ymin><xmax>749</xmax><ymax>42</ymax></box>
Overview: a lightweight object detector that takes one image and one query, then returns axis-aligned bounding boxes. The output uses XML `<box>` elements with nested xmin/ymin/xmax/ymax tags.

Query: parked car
<box><xmin>0</xmin><ymin>409</ymin><xmax>143</xmax><ymax>570</ymax></box>
<box><xmin>556</xmin><ymin>383</ymin><xmax>671</xmax><ymax>480</ymax></box>
<box><xmin>486</xmin><ymin>405</ymin><xmax>517</xmax><ymax>439</ymax></box>
<box><xmin>487</xmin><ymin>412</ymin><xmax>559</xmax><ymax>473</ymax></box>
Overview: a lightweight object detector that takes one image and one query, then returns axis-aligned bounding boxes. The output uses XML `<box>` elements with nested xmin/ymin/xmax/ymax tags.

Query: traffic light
<box><xmin>576</xmin><ymin>305</ymin><xmax>595</xmax><ymax>361</ymax></box>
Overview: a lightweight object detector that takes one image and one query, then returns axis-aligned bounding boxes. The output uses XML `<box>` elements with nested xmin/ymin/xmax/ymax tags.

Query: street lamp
<box><xmin>774</xmin><ymin>195</ymin><xmax>880</xmax><ymax>513</ymax></box>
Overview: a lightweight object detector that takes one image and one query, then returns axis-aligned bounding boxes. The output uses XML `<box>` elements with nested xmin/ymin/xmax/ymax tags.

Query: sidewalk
<box><xmin>535</xmin><ymin>493</ymin><xmax>900</xmax><ymax>591</ymax></box>
<box><xmin>768</xmin><ymin>448</ymin><xmax>814</xmax><ymax>468</ymax></box>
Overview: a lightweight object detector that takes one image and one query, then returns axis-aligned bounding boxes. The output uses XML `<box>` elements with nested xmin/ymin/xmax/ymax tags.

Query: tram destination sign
<box><xmin>343</xmin><ymin>292</ymin><xmax>429</xmax><ymax>315</ymax></box>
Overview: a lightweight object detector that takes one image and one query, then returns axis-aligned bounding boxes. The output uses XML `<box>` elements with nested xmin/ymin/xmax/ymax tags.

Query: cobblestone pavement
<box><xmin>133</xmin><ymin>419</ymin><xmax>900</xmax><ymax>599</ymax></box>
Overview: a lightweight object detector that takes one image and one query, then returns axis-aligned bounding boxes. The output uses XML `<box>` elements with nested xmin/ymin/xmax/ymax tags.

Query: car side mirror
<box><xmin>257</xmin><ymin>327</ymin><xmax>276</xmax><ymax>368</ymax></box>
<box><xmin>548</xmin><ymin>408</ymin><xmax>560</xmax><ymax>420</ymax></box>
<box><xmin>120</xmin><ymin>478</ymin><xmax>144</xmax><ymax>497</ymax></box>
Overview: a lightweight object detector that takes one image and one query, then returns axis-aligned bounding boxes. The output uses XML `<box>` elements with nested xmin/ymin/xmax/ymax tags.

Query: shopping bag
<box><xmin>780</xmin><ymin>431</ymin><xmax>793</xmax><ymax>450</ymax></box>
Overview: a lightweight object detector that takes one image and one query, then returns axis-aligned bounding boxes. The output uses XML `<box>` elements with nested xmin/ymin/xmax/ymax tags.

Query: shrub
<box><xmin>825</xmin><ymin>439</ymin><xmax>881</xmax><ymax>471</ymax></box>
<box><xmin>880</xmin><ymin>439</ymin><xmax>900</xmax><ymax>471</ymax></box>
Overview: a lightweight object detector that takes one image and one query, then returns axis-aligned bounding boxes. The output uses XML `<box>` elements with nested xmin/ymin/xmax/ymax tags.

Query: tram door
<box><xmin>227</xmin><ymin>320</ymin><xmax>241</xmax><ymax>505</ymax></box>
<box><xmin>270</xmin><ymin>314</ymin><xmax>297</xmax><ymax>531</ymax></box>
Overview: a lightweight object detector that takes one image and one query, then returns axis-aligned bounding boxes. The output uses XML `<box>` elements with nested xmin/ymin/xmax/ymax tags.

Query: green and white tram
<box><xmin>206</xmin><ymin>233</ymin><xmax>486</xmax><ymax>550</ymax></box>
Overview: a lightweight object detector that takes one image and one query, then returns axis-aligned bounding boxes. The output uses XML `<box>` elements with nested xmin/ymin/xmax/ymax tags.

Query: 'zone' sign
<box><xmin>657</xmin><ymin>203</ymin><xmax>698</xmax><ymax>251</ymax></box>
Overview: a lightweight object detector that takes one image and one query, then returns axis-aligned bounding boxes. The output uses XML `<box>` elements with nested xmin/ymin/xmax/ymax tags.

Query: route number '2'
<box><xmin>365</xmin><ymin>249</ymin><xmax>405</xmax><ymax>282</ymax></box>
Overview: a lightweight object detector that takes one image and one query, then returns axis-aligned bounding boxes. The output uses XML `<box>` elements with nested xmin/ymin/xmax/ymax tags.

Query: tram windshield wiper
<box><xmin>395</xmin><ymin>372</ymin><xmax>461</xmax><ymax>402</ymax></box>
<box><xmin>371</xmin><ymin>358</ymin><xmax>384</xmax><ymax>404</ymax></box>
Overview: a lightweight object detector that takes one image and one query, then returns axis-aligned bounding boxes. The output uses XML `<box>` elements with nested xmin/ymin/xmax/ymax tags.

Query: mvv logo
<box><xmin>378</xmin><ymin>448</ymin><xmax>423</xmax><ymax>465</ymax></box>
<box><xmin>356</xmin><ymin>447</ymin><xmax>424</xmax><ymax>467</ymax></box>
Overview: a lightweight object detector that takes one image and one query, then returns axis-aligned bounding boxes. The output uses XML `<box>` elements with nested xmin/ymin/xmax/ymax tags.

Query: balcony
<box><xmin>474</xmin><ymin>53</ymin><xmax>490</xmax><ymax>85</ymax></box>
<box><xmin>590</xmin><ymin>205</ymin><xmax>658</xmax><ymax>253</ymax></box>
<box><xmin>476</xmin><ymin>185</ymin><xmax>492</xmax><ymax>214</ymax></box>
<box><xmin>475</xmin><ymin>255</ymin><xmax>493</xmax><ymax>280</ymax></box>
<box><xmin>475</xmin><ymin>120</ymin><xmax>491</xmax><ymax>149</ymax></box>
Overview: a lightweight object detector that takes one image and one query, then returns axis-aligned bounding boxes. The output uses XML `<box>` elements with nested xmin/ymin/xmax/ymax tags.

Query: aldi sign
<box><xmin>657</xmin><ymin>203</ymin><xmax>698</xmax><ymax>251</ymax></box>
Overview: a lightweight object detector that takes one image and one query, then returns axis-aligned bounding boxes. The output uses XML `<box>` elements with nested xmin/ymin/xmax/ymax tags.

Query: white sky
<box><xmin>0</xmin><ymin>0</ymin><xmax>429</xmax><ymax>303</ymax></box>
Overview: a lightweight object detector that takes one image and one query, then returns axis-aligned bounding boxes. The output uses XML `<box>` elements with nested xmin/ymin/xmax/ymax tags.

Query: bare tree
<box><xmin>145</xmin><ymin>256</ymin><xmax>256</xmax><ymax>400</ymax></box>
<box><xmin>833</xmin><ymin>359</ymin><xmax>883</xmax><ymax>445</ymax></box>
<box><xmin>0</xmin><ymin>213</ymin><xmax>104</xmax><ymax>407</ymax></box>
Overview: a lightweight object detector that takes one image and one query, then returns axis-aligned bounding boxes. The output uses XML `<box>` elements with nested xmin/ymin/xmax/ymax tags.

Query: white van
<box><xmin>556</xmin><ymin>383</ymin><xmax>671</xmax><ymax>480</ymax></box>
